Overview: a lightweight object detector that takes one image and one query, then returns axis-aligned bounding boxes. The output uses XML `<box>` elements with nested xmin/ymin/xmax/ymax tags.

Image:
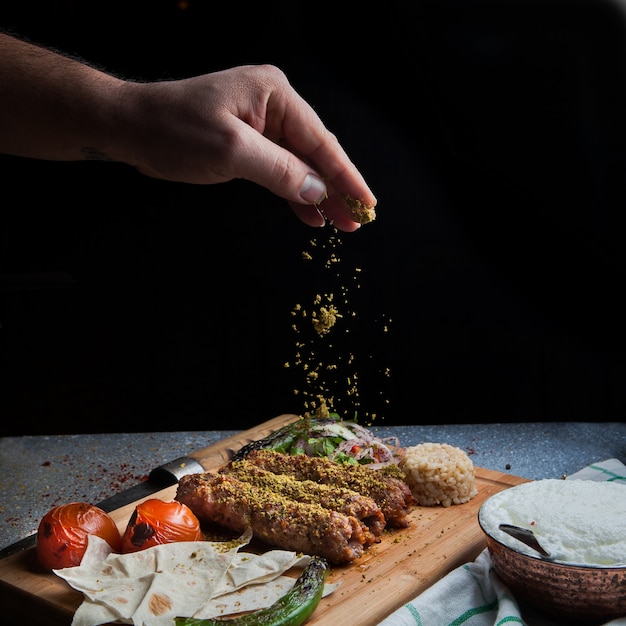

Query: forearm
<box><xmin>0</xmin><ymin>33</ymin><xmax>125</xmax><ymax>162</ymax></box>
<box><xmin>0</xmin><ymin>33</ymin><xmax>376</xmax><ymax>230</ymax></box>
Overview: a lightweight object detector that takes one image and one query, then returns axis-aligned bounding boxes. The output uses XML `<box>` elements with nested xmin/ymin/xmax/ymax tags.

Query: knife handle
<box><xmin>151</xmin><ymin>413</ymin><xmax>301</xmax><ymax>484</ymax></box>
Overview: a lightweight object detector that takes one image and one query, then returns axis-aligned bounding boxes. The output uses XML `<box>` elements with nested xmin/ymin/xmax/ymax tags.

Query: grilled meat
<box><xmin>239</xmin><ymin>449</ymin><xmax>416</xmax><ymax>528</ymax></box>
<box><xmin>176</xmin><ymin>472</ymin><xmax>369</xmax><ymax>564</ymax></box>
<box><xmin>221</xmin><ymin>460</ymin><xmax>386</xmax><ymax>543</ymax></box>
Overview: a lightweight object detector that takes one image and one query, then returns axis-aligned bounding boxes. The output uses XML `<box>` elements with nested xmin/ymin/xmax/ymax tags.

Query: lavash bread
<box><xmin>399</xmin><ymin>442</ymin><xmax>478</xmax><ymax>507</ymax></box>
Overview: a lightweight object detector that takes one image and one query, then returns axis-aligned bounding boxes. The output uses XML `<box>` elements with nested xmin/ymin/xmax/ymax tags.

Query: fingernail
<box><xmin>311</xmin><ymin>204</ymin><xmax>326</xmax><ymax>226</ymax></box>
<box><xmin>300</xmin><ymin>174</ymin><xmax>328</xmax><ymax>204</ymax></box>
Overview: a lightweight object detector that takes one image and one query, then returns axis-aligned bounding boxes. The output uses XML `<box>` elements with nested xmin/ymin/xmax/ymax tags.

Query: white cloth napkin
<box><xmin>378</xmin><ymin>458</ymin><xmax>626</xmax><ymax>626</ymax></box>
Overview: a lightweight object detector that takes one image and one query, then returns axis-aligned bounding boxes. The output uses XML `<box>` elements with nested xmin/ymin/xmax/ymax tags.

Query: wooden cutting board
<box><xmin>0</xmin><ymin>416</ymin><xmax>528</xmax><ymax>626</ymax></box>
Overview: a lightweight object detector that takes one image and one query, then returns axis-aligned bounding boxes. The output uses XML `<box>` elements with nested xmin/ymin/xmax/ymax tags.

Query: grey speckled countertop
<box><xmin>0</xmin><ymin>422</ymin><xmax>626</xmax><ymax>626</ymax></box>
<box><xmin>1</xmin><ymin>422</ymin><xmax>626</xmax><ymax>553</ymax></box>
<box><xmin>0</xmin><ymin>422</ymin><xmax>626</xmax><ymax>548</ymax></box>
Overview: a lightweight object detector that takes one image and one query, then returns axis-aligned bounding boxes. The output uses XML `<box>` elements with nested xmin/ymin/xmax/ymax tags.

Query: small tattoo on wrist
<box><xmin>82</xmin><ymin>147</ymin><xmax>113</xmax><ymax>161</ymax></box>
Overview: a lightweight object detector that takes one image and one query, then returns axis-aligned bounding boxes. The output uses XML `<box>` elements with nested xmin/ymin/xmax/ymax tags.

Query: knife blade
<box><xmin>0</xmin><ymin>414</ymin><xmax>300</xmax><ymax>561</ymax></box>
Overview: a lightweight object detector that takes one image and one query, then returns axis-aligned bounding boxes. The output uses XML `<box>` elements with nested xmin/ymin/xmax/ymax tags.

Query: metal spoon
<box><xmin>498</xmin><ymin>524</ymin><xmax>552</xmax><ymax>559</ymax></box>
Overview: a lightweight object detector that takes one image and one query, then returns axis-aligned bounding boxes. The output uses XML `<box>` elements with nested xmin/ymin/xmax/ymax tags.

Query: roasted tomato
<box><xmin>36</xmin><ymin>502</ymin><xmax>122</xmax><ymax>570</ymax></box>
<box><xmin>121</xmin><ymin>499</ymin><xmax>202</xmax><ymax>553</ymax></box>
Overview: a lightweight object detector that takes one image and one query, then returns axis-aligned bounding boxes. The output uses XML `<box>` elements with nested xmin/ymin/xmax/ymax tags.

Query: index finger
<box><xmin>272</xmin><ymin>90</ymin><xmax>377</xmax><ymax>221</ymax></box>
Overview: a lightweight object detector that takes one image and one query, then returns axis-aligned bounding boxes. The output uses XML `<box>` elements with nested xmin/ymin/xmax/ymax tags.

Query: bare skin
<box><xmin>0</xmin><ymin>33</ymin><xmax>376</xmax><ymax>232</ymax></box>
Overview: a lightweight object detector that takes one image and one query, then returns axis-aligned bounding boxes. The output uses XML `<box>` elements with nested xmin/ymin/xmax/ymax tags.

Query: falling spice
<box><xmin>312</xmin><ymin>303</ymin><xmax>341</xmax><ymax>336</ymax></box>
<box><xmin>284</xmin><ymin>227</ymin><xmax>391</xmax><ymax>422</ymax></box>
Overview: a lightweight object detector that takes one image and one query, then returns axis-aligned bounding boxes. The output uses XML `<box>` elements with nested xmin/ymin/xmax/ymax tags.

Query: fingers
<box><xmin>235</xmin><ymin>124</ymin><xmax>368</xmax><ymax>232</ymax></box>
<box><xmin>288</xmin><ymin>202</ymin><xmax>328</xmax><ymax>228</ymax></box>
<box><xmin>194</xmin><ymin>65</ymin><xmax>376</xmax><ymax>231</ymax></box>
<box><xmin>286</xmin><ymin>198</ymin><xmax>363</xmax><ymax>232</ymax></box>
<box><xmin>233</xmin><ymin>120</ymin><xmax>328</xmax><ymax>201</ymax></box>
<box><xmin>231</xmin><ymin>102</ymin><xmax>376</xmax><ymax>231</ymax></box>
<box><xmin>273</xmin><ymin>85</ymin><xmax>378</xmax><ymax>219</ymax></box>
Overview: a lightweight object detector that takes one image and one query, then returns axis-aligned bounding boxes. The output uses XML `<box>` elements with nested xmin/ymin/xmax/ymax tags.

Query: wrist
<box><xmin>104</xmin><ymin>80</ymin><xmax>159</xmax><ymax>173</ymax></box>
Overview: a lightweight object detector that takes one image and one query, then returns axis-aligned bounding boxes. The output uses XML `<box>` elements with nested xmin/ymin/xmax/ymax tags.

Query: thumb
<box><xmin>234</xmin><ymin>123</ymin><xmax>328</xmax><ymax>205</ymax></box>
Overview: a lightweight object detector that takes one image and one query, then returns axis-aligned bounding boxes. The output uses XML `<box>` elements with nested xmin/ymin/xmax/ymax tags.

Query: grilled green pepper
<box><xmin>175</xmin><ymin>555</ymin><xmax>328</xmax><ymax>626</ymax></box>
<box><xmin>230</xmin><ymin>418</ymin><xmax>305</xmax><ymax>462</ymax></box>
<box><xmin>230</xmin><ymin>415</ymin><xmax>364</xmax><ymax>464</ymax></box>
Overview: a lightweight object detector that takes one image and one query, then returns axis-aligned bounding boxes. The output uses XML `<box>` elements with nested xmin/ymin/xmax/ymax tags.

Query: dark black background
<box><xmin>2</xmin><ymin>0</ymin><xmax>626</xmax><ymax>435</ymax></box>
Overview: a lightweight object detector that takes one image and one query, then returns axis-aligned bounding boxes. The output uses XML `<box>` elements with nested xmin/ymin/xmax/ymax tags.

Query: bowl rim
<box><xmin>477</xmin><ymin>501</ymin><xmax>626</xmax><ymax>571</ymax></box>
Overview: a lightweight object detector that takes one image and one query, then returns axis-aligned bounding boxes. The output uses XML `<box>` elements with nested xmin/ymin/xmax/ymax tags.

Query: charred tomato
<box><xmin>36</xmin><ymin>502</ymin><xmax>122</xmax><ymax>570</ymax></box>
<box><xmin>121</xmin><ymin>499</ymin><xmax>202</xmax><ymax>553</ymax></box>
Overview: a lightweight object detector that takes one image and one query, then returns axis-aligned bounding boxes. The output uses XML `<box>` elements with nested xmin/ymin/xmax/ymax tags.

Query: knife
<box><xmin>0</xmin><ymin>414</ymin><xmax>300</xmax><ymax>561</ymax></box>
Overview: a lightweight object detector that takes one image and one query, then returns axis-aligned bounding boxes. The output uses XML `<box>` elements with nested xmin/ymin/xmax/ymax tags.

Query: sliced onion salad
<box><xmin>286</xmin><ymin>417</ymin><xmax>402</xmax><ymax>467</ymax></box>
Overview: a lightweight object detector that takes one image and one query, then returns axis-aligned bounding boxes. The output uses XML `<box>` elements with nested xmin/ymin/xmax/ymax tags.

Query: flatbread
<box><xmin>194</xmin><ymin>552</ymin><xmax>339</xmax><ymax>620</ymax></box>
<box><xmin>54</xmin><ymin>532</ymin><xmax>338</xmax><ymax>626</ymax></box>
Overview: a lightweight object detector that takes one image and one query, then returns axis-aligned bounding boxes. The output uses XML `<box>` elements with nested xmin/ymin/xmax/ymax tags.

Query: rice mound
<box><xmin>400</xmin><ymin>442</ymin><xmax>478</xmax><ymax>507</ymax></box>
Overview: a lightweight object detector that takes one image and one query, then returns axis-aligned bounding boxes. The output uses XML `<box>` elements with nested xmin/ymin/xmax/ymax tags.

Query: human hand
<box><xmin>116</xmin><ymin>64</ymin><xmax>376</xmax><ymax>231</ymax></box>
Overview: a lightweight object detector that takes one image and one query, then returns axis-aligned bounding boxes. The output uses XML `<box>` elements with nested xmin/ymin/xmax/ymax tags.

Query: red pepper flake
<box><xmin>41</xmin><ymin>461</ymin><xmax>51</xmax><ymax>467</ymax></box>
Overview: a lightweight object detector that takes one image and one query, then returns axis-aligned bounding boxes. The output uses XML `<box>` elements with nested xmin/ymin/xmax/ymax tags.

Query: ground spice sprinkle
<box><xmin>284</xmin><ymin>227</ymin><xmax>391</xmax><ymax>422</ymax></box>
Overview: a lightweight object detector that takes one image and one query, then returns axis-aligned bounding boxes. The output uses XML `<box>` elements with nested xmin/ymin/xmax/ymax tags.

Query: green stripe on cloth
<box><xmin>401</xmin><ymin>600</ymin><xmax>500</xmax><ymax>626</ymax></box>
<box><xmin>464</xmin><ymin>563</ymin><xmax>491</xmax><ymax>605</ymax></box>
<box><xmin>587</xmin><ymin>464</ymin><xmax>626</xmax><ymax>482</ymax></box>
<box><xmin>405</xmin><ymin>603</ymin><xmax>422</xmax><ymax>625</ymax></box>
<box><xmin>448</xmin><ymin>601</ymin><xmax>498</xmax><ymax>625</ymax></box>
